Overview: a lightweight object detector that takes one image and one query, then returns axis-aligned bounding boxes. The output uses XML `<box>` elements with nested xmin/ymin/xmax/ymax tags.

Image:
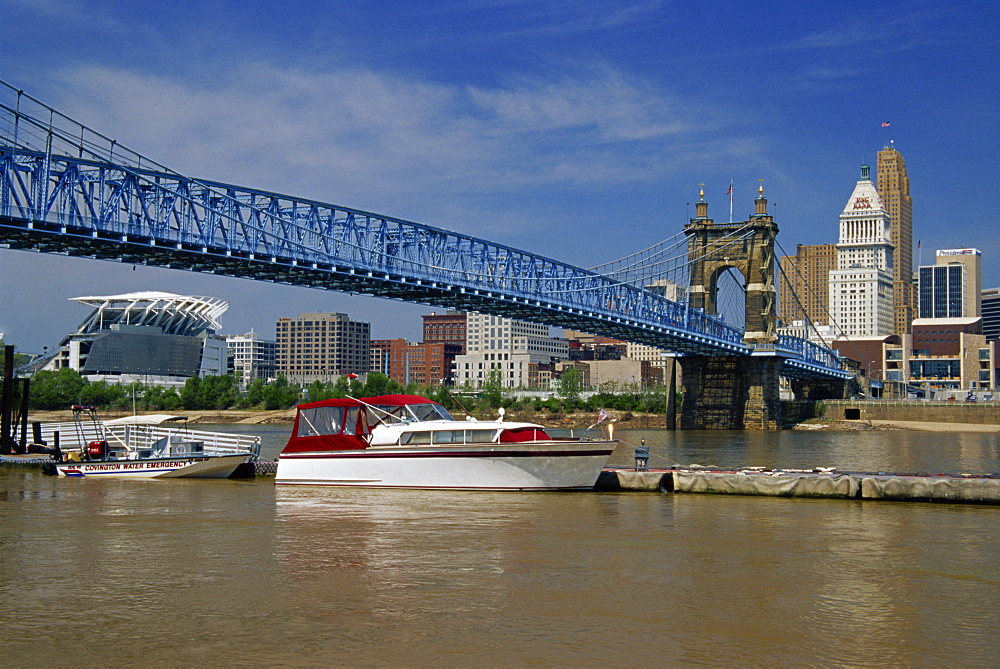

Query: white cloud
<box><xmin>49</xmin><ymin>63</ymin><xmax>750</xmax><ymax>207</ymax></box>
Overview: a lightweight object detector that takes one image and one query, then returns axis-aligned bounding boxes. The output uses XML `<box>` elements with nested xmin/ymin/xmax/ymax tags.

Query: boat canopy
<box><xmin>104</xmin><ymin>414</ymin><xmax>188</xmax><ymax>426</ymax></box>
<box><xmin>361</xmin><ymin>394</ymin><xmax>455</xmax><ymax>423</ymax></box>
<box><xmin>282</xmin><ymin>398</ymin><xmax>372</xmax><ymax>454</ymax></box>
<box><xmin>362</xmin><ymin>394</ymin><xmax>440</xmax><ymax>405</ymax></box>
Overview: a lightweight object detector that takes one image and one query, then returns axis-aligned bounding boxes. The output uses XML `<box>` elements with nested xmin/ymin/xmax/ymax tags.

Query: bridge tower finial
<box><xmin>695</xmin><ymin>183</ymin><xmax>709</xmax><ymax>219</ymax></box>
<box><xmin>754</xmin><ymin>178</ymin><xmax>768</xmax><ymax>216</ymax></box>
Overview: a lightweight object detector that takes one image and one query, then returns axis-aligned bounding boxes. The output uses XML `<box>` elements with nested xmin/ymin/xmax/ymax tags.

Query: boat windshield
<box><xmin>373</xmin><ymin>402</ymin><xmax>454</xmax><ymax>423</ymax></box>
<box><xmin>407</xmin><ymin>403</ymin><xmax>454</xmax><ymax>421</ymax></box>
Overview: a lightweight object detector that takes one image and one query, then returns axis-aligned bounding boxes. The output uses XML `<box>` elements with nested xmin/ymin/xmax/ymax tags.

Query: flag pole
<box><xmin>728</xmin><ymin>180</ymin><xmax>734</xmax><ymax>223</ymax></box>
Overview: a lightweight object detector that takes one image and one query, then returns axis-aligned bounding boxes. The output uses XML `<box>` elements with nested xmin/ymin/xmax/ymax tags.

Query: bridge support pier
<box><xmin>679</xmin><ymin>356</ymin><xmax>784</xmax><ymax>430</ymax></box>
<box><xmin>789</xmin><ymin>378</ymin><xmax>848</xmax><ymax>401</ymax></box>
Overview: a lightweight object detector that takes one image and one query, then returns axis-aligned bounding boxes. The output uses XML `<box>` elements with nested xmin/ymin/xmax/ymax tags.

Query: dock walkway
<box><xmin>597</xmin><ymin>467</ymin><xmax>1000</xmax><ymax>504</ymax></box>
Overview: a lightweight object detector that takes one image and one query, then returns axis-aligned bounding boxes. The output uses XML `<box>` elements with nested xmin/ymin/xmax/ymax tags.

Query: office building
<box><xmin>828</xmin><ymin>165</ymin><xmax>895</xmax><ymax>337</ymax></box>
<box><xmin>370</xmin><ymin>338</ymin><xmax>402</xmax><ymax>378</ymax></box>
<box><xmin>276</xmin><ymin>312</ymin><xmax>370</xmax><ymax>384</ymax></box>
<box><xmin>564</xmin><ymin>331</ymin><xmax>626</xmax><ymax>360</ymax></box>
<box><xmin>779</xmin><ymin>243</ymin><xmax>837</xmax><ymax>326</ymax></box>
<box><xmin>983</xmin><ymin>288</ymin><xmax>1000</xmax><ymax>341</ymax></box>
<box><xmin>908</xmin><ymin>317</ymin><xmax>990</xmax><ymax>394</ymax></box>
<box><xmin>830</xmin><ymin>334</ymin><xmax>901</xmax><ymax>388</ymax></box>
<box><xmin>452</xmin><ymin>313</ymin><xmax>568</xmax><ymax>388</ymax></box>
<box><xmin>919</xmin><ymin>262</ymin><xmax>967</xmax><ymax>319</ymax></box>
<box><xmin>876</xmin><ymin>144</ymin><xmax>916</xmax><ymax>335</ymax></box>
<box><xmin>917</xmin><ymin>249</ymin><xmax>981</xmax><ymax>319</ymax></box>
<box><xmin>370</xmin><ymin>338</ymin><xmax>462</xmax><ymax>387</ymax></box>
<box><xmin>225</xmin><ymin>331</ymin><xmax>277</xmax><ymax>390</ymax></box>
<box><xmin>422</xmin><ymin>312</ymin><xmax>467</xmax><ymax>350</ymax></box>
<box><xmin>44</xmin><ymin>292</ymin><xmax>229</xmax><ymax>387</ymax></box>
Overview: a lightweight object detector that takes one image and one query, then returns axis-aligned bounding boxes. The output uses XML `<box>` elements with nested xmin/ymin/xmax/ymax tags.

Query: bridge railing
<box><xmin>777</xmin><ymin>334</ymin><xmax>842</xmax><ymax>369</ymax></box>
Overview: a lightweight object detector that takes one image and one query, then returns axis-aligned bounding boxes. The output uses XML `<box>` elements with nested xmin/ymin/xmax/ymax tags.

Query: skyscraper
<box><xmin>275</xmin><ymin>312</ymin><xmax>370</xmax><ymax>384</ymax></box>
<box><xmin>828</xmin><ymin>165</ymin><xmax>895</xmax><ymax>337</ymax></box>
<box><xmin>918</xmin><ymin>249</ymin><xmax>982</xmax><ymax>319</ymax></box>
<box><xmin>982</xmin><ymin>287</ymin><xmax>1000</xmax><ymax>341</ymax></box>
<box><xmin>876</xmin><ymin>144</ymin><xmax>915</xmax><ymax>334</ymax></box>
<box><xmin>779</xmin><ymin>243</ymin><xmax>837</xmax><ymax>326</ymax></box>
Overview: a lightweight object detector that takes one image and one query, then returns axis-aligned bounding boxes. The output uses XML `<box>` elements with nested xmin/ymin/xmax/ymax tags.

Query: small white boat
<box><xmin>275</xmin><ymin>395</ymin><xmax>617</xmax><ymax>490</ymax></box>
<box><xmin>41</xmin><ymin>406</ymin><xmax>260</xmax><ymax>479</ymax></box>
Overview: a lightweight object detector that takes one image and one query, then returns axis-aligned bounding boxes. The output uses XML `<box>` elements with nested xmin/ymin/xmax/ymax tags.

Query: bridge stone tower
<box><xmin>679</xmin><ymin>185</ymin><xmax>784</xmax><ymax>429</ymax></box>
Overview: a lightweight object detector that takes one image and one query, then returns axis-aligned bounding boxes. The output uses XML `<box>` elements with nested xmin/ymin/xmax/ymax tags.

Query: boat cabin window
<box><xmin>398</xmin><ymin>429</ymin><xmax>497</xmax><ymax>445</ymax></box>
<box><xmin>297</xmin><ymin>406</ymin><xmax>363</xmax><ymax>437</ymax></box>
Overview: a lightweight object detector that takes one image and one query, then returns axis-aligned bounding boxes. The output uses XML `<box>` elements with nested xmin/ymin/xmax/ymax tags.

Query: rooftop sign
<box><xmin>936</xmin><ymin>248</ymin><xmax>981</xmax><ymax>256</ymax></box>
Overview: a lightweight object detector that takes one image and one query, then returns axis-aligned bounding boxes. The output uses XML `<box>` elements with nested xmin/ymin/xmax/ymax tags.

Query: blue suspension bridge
<box><xmin>0</xmin><ymin>80</ymin><xmax>847</xmax><ymax>385</ymax></box>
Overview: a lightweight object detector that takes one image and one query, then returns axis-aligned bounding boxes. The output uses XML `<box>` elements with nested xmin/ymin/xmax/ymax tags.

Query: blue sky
<box><xmin>2</xmin><ymin>0</ymin><xmax>998</xmax><ymax>353</ymax></box>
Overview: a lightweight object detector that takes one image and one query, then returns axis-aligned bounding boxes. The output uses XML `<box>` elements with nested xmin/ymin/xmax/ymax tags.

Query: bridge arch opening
<box><xmin>706</xmin><ymin>264</ymin><xmax>747</xmax><ymax>331</ymax></box>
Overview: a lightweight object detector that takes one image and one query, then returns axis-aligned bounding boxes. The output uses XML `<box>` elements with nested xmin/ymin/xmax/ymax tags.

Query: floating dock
<box><xmin>596</xmin><ymin>467</ymin><xmax>1000</xmax><ymax>504</ymax></box>
<box><xmin>5</xmin><ymin>456</ymin><xmax>999</xmax><ymax>503</ymax></box>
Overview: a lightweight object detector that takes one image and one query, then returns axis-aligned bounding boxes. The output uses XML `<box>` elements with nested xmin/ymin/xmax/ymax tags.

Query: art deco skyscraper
<box><xmin>828</xmin><ymin>165</ymin><xmax>895</xmax><ymax>337</ymax></box>
<box><xmin>876</xmin><ymin>144</ymin><xmax>915</xmax><ymax>334</ymax></box>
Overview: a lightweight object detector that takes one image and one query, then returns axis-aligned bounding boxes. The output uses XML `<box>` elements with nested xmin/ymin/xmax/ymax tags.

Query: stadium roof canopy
<box><xmin>69</xmin><ymin>292</ymin><xmax>229</xmax><ymax>336</ymax></box>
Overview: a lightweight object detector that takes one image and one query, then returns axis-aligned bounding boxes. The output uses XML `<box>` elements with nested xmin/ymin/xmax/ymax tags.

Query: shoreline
<box><xmin>22</xmin><ymin>409</ymin><xmax>1000</xmax><ymax>432</ymax></box>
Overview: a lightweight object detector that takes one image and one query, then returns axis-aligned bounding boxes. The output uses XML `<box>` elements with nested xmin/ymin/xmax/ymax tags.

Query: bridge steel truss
<box><xmin>0</xmin><ymin>82</ymin><xmax>845</xmax><ymax>377</ymax></box>
<box><xmin>0</xmin><ymin>147</ymin><xmax>749</xmax><ymax>357</ymax></box>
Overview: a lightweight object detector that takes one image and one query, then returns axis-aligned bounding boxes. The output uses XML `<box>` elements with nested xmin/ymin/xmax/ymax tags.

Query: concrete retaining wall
<box><xmin>816</xmin><ymin>400</ymin><xmax>1000</xmax><ymax>425</ymax></box>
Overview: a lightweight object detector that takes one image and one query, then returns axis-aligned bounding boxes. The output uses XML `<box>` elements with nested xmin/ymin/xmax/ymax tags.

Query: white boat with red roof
<box><xmin>275</xmin><ymin>394</ymin><xmax>617</xmax><ymax>490</ymax></box>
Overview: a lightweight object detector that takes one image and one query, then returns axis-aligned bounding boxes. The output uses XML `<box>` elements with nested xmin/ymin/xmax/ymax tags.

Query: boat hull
<box><xmin>55</xmin><ymin>454</ymin><xmax>250</xmax><ymax>479</ymax></box>
<box><xmin>275</xmin><ymin>441</ymin><xmax>616</xmax><ymax>490</ymax></box>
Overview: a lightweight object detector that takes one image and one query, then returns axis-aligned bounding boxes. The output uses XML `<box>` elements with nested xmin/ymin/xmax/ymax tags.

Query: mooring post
<box><xmin>18</xmin><ymin>378</ymin><xmax>29</xmax><ymax>452</ymax></box>
<box><xmin>634</xmin><ymin>439</ymin><xmax>649</xmax><ymax>471</ymax></box>
<box><xmin>666</xmin><ymin>357</ymin><xmax>677</xmax><ymax>430</ymax></box>
<box><xmin>1</xmin><ymin>345</ymin><xmax>15</xmax><ymax>454</ymax></box>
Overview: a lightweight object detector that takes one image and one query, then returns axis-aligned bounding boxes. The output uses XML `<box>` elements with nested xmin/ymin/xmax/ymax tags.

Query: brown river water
<box><xmin>2</xmin><ymin>427</ymin><xmax>998</xmax><ymax>667</ymax></box>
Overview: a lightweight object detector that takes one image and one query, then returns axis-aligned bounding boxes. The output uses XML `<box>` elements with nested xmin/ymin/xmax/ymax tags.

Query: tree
<box><xmin>481</xmin><ymin>367</ymin><xmax>505</xmax><ymax>408</ymax></box>
<box><xmin>237</xmin><ymin>378</ymin><xmax>267</xmax><ymax>408</ymax></box>
<box><xmin>305</xmin><ymin>380</ymin><xmax>338</xmax><ymax>403</ymax></box>
<box><xmin>144</xmin><ymin>385</ymin><xmax>182</xmax><ymax>411</ymax></box>
<box><xmin>79</xmin><ymin>380</ymin><xmax>127</xmax><ymax>409</ymax></box>
<box><xmin>28</xmin><ymin>368</ymin><xmax>88</xmax><ymax>410</ymax></box>
<box><xmin>362</xmin><ymin>372</ymin><xmax>402</xmax><ymax>398</ymax></box>
<box><xmin>200</xmin><ymin>375</ymin><xmax>239</xmax><ymax>409</ymax></box>
<box><xmin>557</xmin><ymin>367</ymin><xmax>583</xmax><ymax>404</ymax></box>
<box><xmin>179</xmin><ymin>375</ymin><xmax>203</xmax><ymax>410</ymax></box>
<box><xmin>262</xmin><ymin>374</ymin><xmax>300</xmax><ymax>410</ymax></box>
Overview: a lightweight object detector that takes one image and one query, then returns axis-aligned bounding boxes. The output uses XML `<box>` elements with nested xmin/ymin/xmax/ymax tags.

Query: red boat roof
<box><xmin>282</xmin><ymin>398</ymin><xmax>370</xmax><ymax>454</ymax></box>
<box><xmin>294</xmin><ymin>397</ymin><xmax>366</xmax><ymax>411</ymax></box>
<box><xmin>361</xmin><ymin>394</ymin><xmax>441</xmax><ymax>406</ymax></box>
